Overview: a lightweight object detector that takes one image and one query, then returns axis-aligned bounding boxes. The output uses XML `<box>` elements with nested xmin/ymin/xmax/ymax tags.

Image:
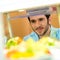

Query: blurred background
<box><xmin>3</xmin><ymin>5</ymin><xmax>60</xmax><ymax>39</ymax></box>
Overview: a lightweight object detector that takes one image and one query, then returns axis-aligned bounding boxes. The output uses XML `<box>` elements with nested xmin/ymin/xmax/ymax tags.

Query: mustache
<box><xmin>35</xmin><ymin>26</ymin><xmax>44</xmax><ymax>30</ymax></box>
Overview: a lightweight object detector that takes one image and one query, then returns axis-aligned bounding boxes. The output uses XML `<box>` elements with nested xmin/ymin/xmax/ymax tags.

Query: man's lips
<box><xmin>36</xmin><ymin>27</ymin><xmax>44</xmax><ymax>31</ymax></box>
<box><xmin>37</xmin><ymin>27</ymin><xmax>44</xmax><ymax>30</ymax></box>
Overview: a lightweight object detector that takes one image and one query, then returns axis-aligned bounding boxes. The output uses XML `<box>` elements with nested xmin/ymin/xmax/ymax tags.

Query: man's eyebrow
<box><xmin>38</xmin><ymin>18</ymin><xmax>44</xmax><ymax>20</ymax></box>
<box><xmin>30</xmin><ymin>19</ymin><xmax>35</xmax><ymax>21</ymax></box>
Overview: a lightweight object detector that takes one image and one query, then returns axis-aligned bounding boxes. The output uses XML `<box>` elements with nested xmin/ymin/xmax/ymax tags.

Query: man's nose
<box><xmin>35</xmin><ymin>21</ymin><xmax>41</xmax><ymax>27</ymax></box>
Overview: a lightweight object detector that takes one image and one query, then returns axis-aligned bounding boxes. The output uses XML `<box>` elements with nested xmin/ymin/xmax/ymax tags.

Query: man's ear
<box><xmin>49</xmin><ymin>17</ymin><xmax>51</xmax><ymax>25</ymax></box>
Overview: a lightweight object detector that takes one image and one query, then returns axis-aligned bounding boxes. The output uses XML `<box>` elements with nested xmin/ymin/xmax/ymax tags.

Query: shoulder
<box><xmin>56</xmin><ymin>28</ymin><xmax>60</xmax><ymax>40</ymax></box>
<box><xmin>51</xmin><ymin>26</ymin><xmax>59</xmax><ymax>31</ymax></box>
<box><xmin>50</xmin><ymin>26</ymin><xmax>60</xmax><ymax>40</ymax></box>
<box><xmin>23</xmin><ymin>32</ymin><xmax>36</xmax><ymax>40</ymax></box>
<box><xmin>23</xmin><ymin>32</ymin><xmax>39</xmax><ymax>41</ymax></box>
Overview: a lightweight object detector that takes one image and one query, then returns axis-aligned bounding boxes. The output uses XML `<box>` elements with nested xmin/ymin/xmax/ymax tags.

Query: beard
<box><xmin>32</xmin><ymin>25</ymin><xmax>50</xmax><ymax>37</ymax></box>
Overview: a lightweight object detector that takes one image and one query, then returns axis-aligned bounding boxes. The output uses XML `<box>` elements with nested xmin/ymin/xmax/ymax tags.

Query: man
<box><xmin>24</xmin><ymin>7</ymin><xmax>60</xmax><ymax>41</ymax></box>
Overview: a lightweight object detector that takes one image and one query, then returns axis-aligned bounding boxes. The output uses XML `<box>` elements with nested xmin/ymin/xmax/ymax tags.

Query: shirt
<box><xmin>24</xmin><ymin>26</ymin><xmax>60</xmax><ymax>41</ymax></box>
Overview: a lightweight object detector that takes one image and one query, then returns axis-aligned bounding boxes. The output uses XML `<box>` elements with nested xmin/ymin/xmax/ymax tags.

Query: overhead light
<box><xmin>18</xmin><ymin>9</ymin><xmax>25</xmax><ymax>12</ymax></box>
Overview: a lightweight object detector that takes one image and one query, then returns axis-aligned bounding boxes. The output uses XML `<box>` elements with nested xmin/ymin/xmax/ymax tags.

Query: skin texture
<box><xmin>29</xmin><ymin>15</ymin><xmax>51</xmax><ymax>38</ymax></box>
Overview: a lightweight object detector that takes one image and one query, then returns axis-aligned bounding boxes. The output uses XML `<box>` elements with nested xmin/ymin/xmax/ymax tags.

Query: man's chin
<box><xmin>35</xmin><ymin>31</ymin><xmax>45</xmax><ymax>36</ymax></box>
<box><xmin>37</xmin><ymin>32</ymin><xmax>45</xmax><ymax>36</ymax></box>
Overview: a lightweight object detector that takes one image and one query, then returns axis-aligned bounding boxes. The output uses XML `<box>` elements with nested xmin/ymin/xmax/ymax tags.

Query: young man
<box><xmin>24</xmin><ymin>7</ymin><xmax>60</xmax><ymax>41</ymax></box>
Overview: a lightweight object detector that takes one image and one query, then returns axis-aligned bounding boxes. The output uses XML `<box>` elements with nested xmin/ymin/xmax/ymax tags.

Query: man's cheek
<box><xmin>33</xmin><ymin>26</ymin><xmax>37</xmax><ymax>30</ymax></box>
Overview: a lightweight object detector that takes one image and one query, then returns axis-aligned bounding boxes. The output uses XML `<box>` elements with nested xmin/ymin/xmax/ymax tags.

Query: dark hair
<box><xmin>28</xmin><ymin>16</ymin><xmax>30</xmax><ymax>21</ymax></box>
<box><xmin>45</xmin><ymin>14</ymin><xmax>50</xmax><ymax>20</ymax></box>
<box><xmin>28</xmin><ymin>14</ymin><xmax>50</xmax><ymax>21</ymax></box>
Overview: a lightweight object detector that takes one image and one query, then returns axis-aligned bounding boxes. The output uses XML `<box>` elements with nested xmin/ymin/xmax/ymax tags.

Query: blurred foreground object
<box><xmin>4</xmin><ymin>36</ymin><xmax>60</xmax><ymax>60</ymax></box>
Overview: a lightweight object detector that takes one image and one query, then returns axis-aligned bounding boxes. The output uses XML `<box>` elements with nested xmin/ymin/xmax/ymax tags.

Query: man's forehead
<box><xmin>26</xmin><ymin>7</ymin><xmax>51</xmax><ymax>16</ymax></box>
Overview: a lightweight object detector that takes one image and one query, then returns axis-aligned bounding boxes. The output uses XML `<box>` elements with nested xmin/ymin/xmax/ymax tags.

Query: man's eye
<box><xmin>30</xmin><ymin>20</ymin><xmax>36</xmax><ymax>23</ymax></box>
<box><xmin>39</xmin><ymin>18</ymin><xmax>44</xmax><ymax>21</ymax></box>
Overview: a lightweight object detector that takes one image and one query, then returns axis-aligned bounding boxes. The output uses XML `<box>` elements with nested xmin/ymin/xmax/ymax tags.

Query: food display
<box><xmin>4</xmin><ymin>36</ymin><xmax>59</xmax><ymax>60</ymax></box>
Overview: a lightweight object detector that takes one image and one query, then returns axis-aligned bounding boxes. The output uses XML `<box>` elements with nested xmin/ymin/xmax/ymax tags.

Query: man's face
<box><xmin>29</xmin><ymin>15</ymin><xmax>50</xmax><ymax>36</ymax></box>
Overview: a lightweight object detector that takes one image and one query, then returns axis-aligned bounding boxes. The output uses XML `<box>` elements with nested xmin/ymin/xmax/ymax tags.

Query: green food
<box><xmin>6</xmin><ymin>38</ymin><xmax>17</xmax><ymax>49</ymax></box>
